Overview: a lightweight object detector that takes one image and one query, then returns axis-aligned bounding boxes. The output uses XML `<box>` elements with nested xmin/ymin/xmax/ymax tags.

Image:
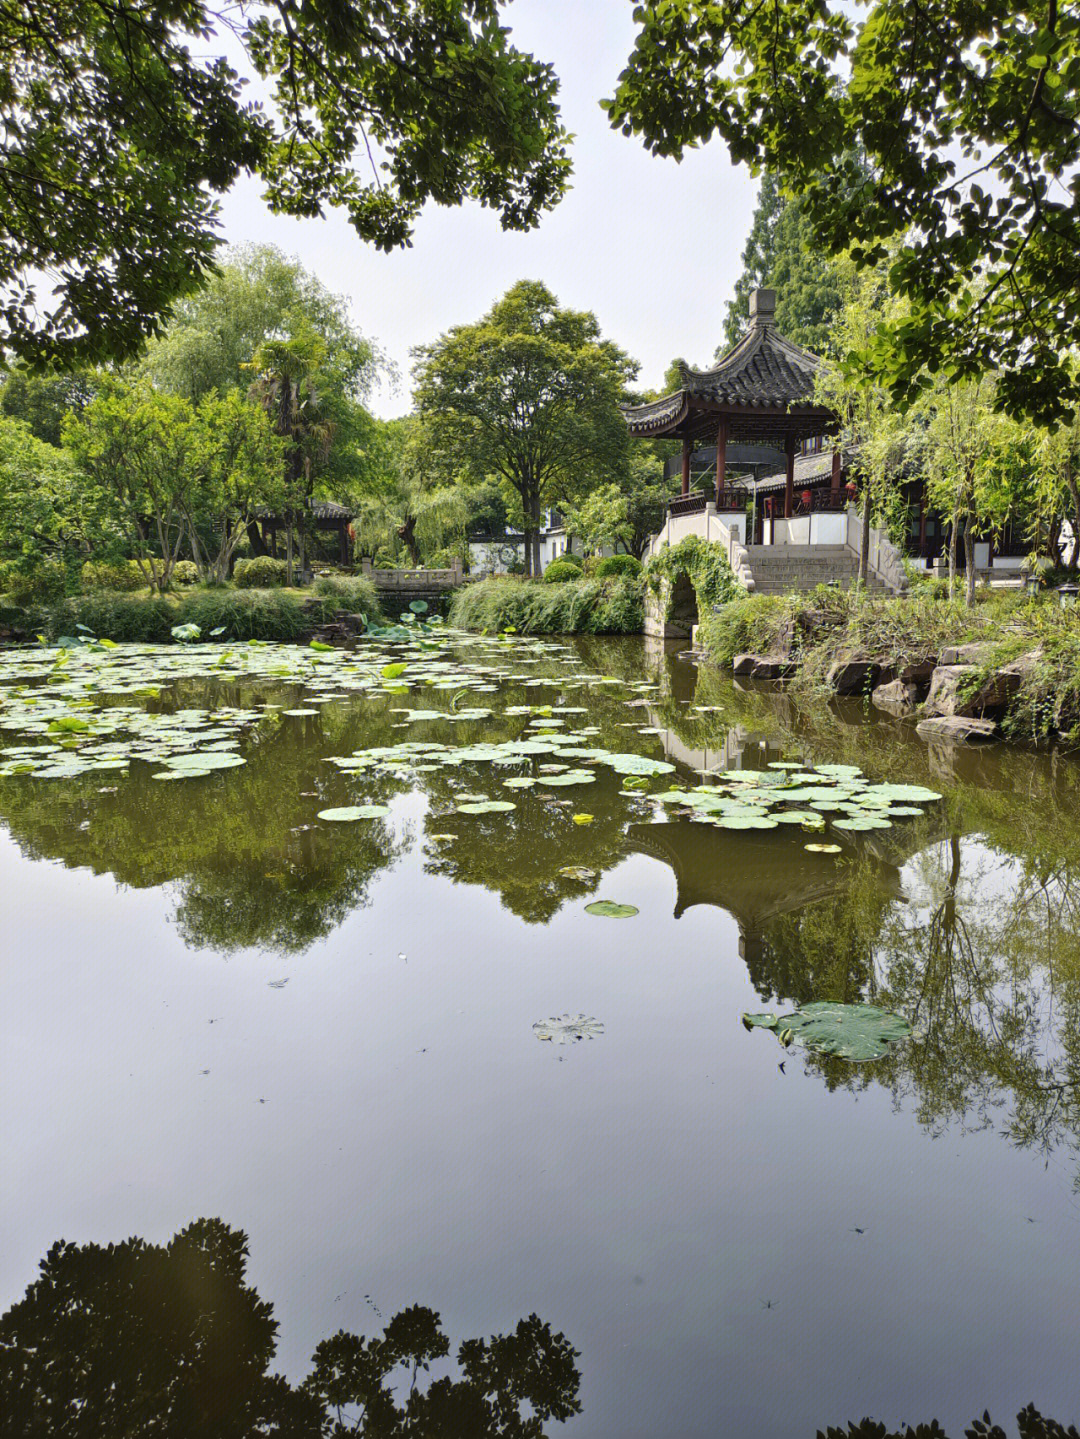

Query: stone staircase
<box><xmin>741</xmin><ymin>544</ymin><xmax>886</xmax><ymax>595</ymax></box>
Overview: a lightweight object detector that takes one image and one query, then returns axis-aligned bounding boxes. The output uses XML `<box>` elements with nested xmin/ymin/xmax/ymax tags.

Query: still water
<box><xmin>2</xmin><ymin>631</ymin><xmax>1079</xmax><ymax>1436</ymax></box>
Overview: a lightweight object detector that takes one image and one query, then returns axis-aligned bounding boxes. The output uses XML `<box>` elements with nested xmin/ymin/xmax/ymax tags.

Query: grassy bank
<box><xmin>698</xmin><ymin>587</ymin><xmax>1080</xmax><ymax>742</ymax></box>
<box><xmin>449</xmin><ymin>575</ymin><xmax>644</xmax><ymax>635</ymax></box>
<box><xmin>15</xmin><ymin>575</ymin><xmax>380</xmax><ymax>644</ymax></box>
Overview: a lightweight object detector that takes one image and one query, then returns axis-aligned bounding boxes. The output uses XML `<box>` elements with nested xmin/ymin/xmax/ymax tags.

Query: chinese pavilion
<box><xmin>622</xmin><ymin>289</ymin><xmax>840</xmax><ymax>519</ymax></box>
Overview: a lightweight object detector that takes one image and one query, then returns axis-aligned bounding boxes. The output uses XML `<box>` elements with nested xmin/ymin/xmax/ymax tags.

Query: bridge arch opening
<box><xmin>668</xmin><ymin>572</ymin><xmax>699</xmax><ymax>632</ymax></box>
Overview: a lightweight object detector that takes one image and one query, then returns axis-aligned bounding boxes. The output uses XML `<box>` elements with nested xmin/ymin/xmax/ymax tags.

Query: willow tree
<box><xmin>413</xmin><ymin>282</ymin><xmax>637</xmax><ymax>577</ymax></box>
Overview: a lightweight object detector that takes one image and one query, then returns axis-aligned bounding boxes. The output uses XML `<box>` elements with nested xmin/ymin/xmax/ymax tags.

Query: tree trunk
<box><xmin>1067</xmin><ymin>467</ymin><xmax>1080</xmax><ymax>570</ymax></box>
<box><xmin>858</xmin><ymin>491</ymin><xmax>871</xmax><ymax>588</ymax></box>
<box><xmin>398</xmin><ymin>515</ymin><xmax>420</xmax><ymax>568</ymax></box>
<box><xmin>246</xmin><ymin>521</ymin><xmax>268</xmax><ymax>557</ymax></box>
<box><xmin>963</xmin><ymin>512</ymin><xmax>976</xmax><ymax>607</ymax></box>
<box><xmin>530</xmin><ymin>493</ymin><xmax>543</xmax><ymax>577</ymax></box>
<box><xmin>285</xmin><ymin>521</ymin><xmax>294</xmax><ymax>588</ymax></box>
<box><xmin>948</xmin><ymin>511</ymin><xmax>959</xmax><ymax>600</ymax></box>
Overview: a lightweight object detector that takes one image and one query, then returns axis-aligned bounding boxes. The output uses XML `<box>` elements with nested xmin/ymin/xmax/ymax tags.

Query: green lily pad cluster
<box><xmin>742</xmin><ymin>1002</ymin><xmax>913</xmax><ymax>1062</ymax></box>
<box><xmin>651</xmin><ymin>764</ymin><xmax>940</xmax><ymax>834</ymax></box>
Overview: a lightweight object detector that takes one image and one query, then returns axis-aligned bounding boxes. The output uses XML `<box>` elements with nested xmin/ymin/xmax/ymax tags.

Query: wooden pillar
<box><xmin>831</xmin><ymin>448</ymin><xmax>842</xmax><ymax>492</ymax></box>
<box><xmin>784</xmin><ymin>432</ymin><xmax>796</xmax><ymax>519</ymax></box>
<box><xmin>681</xmin><ymin>438</ymin><xmax>691</xmax><ymax>497</ymax></box>
<box><xmin>715</xmin><ymin>421</ymin><xmax>728</xmax><ymax>506</ymax></box>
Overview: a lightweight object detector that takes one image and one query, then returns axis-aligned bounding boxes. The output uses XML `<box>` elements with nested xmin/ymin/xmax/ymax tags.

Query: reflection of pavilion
<box><xmin>626</xmin><ymin>821</ymin><xmax>933</xmax><ymax>963</ymax></box>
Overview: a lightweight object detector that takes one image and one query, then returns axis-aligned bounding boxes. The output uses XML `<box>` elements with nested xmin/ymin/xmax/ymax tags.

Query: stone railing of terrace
<box><xmin>644</xmin><ymin>501</ymin><xmax>907</xmax><ymax>594</ymax></box>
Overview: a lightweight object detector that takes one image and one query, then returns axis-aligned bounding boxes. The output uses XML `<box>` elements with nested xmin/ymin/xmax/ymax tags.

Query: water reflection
<box><xmin>2</xmin><ymin>635</ymin><xmax>1080</xmax><ymax>1178</ymax></box>
<box><xmin>0</xmin><ymin>1220</ymin><xmax>582</xmax><ymax>1438</ymax></box>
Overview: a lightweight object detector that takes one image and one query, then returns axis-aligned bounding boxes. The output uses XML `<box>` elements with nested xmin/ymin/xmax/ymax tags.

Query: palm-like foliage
<box><xmin>247</xmin><ymin>332</ymin><xmax>337</xmax><ymax>582</ymax></box>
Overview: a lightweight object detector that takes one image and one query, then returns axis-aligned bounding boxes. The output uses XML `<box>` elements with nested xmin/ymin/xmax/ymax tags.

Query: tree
<box><xmin>0</xmin><ymin>418</ymin><xmax>99</xmax><ymax>577</ymax></box>
<box><xmin>0</xmin><ymin>367</ymin><xmax>98</xmax><ymax>447</ymax></box>
<box><xmin>64</xmin><ymin>381</ymin><xmax>199</xmax><ymax>593</ymax></box>
<box><xmin>247</xmin><ymin>330</ymin><xmax>338</xmax><ymax>583</ymax></box>
<box><xmin>183</xmin><ymin>390</ymin><xmax>285</xmax><ymax>584</ymax></box>
<box><xmin>561</xmin><ymin>453</ymin><xmax>667</xmax><ymax>559</ymax></box>
<box><xmin>1</xmin><ymin>2</ymin><xmax>570</xmax><ymax>368</ymax></box>
<box><xmin>413</xmin><ymin>281</ymin><xmax>637</xmax><ymax>576</ymax></box>
<box><xmin>608</xmin><ymin>2</ymin><xmax>1080</xmax><ymax>425</ymax></box>
<box><xmin>355</xmin><ymin>417</ymin><xmax>467</xmax><ymax>567</ymax></box>
<box><xmin>137</xmin><ymin>244</ymin><xmax>378</xmax><ymax>407</ymax></box>
<box><xmin>721</xmin><ymin>172</ymin><xmax>845</xmax><ymax>353</ymax></box>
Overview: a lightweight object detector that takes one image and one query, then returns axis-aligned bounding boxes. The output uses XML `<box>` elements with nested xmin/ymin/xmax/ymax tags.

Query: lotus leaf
<box><xmin>455</xmin><ymin>800</ymin><xmax>517</xmax><ymax>813</ymax></box>
<box><xmin>571</xmin><ymin>813</ymin><xmax>594</xmax><ymax>825</ymax></box>
<box><xmin>584</xmin><ymin>900</ymin><xmax>638</xmax><ymax>918</ymax></box>
<box><xmin>742</xmin><ymin>1001</ymin><xmax>911</xmax><ymax>1062</ymax></box>
<box><xmin>318</xmin><ymin>805</ymin><xmax>390</xmax><ymax>821</ymax></box>
<box><xmin>805</xmin><ymin>842</ymin><xmax>843</xmax><ymax>853</ymax></box>
<box><xmin>558</xmin><ymin>866</ymin><xmax>596</xmax><ymax>882</ymax></box>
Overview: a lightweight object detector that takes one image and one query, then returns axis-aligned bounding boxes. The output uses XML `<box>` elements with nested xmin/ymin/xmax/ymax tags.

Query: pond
<box><xmin>1</xmin><ymin>628</ymin><xmax>1079</xmax><ymax>1437</ymax></box>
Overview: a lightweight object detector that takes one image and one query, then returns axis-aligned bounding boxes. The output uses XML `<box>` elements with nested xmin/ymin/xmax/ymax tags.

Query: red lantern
<box><xmin>845</xmin><ymin>481</ymin><xmax>857</xmax><ymax>496</ymax></box>
<box><xmin>801</xmin><ymin>489</ymin><xmax>813</xmax><ymax>506</ymax></box>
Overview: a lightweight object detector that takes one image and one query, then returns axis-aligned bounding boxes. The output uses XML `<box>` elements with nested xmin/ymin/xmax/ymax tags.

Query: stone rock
<box><xmin>924</xmin><ymin>650</ymin><xmax>1041</xmax><ymax>716</ymax></box>
<box><xmin>898</xmin><ymin>656</ymin><xmax>939</xmax><ymax>685</ymax></box>
<box><xmin>827</xmin><ymin>654</ymin><xmax>885</xmax><ymax>696</ymax></box>
<box><xmin>731</xmin><ymin>653</ymin><xmax>793</xmax><ymax>680</ymax></box>
<box><xmin>916</xmin><ymin>715</ymin><xmax>999</xmax><ymax>743</ymax></box>
<box><xmin>871</xmin><ymin>678</ymin><xmax>919</xmax><ymax>715</ymax></box>
<box><xmin>939</xmin><ymin>641</ymin><xmax>997</xmax><ymax>666</ymax></box>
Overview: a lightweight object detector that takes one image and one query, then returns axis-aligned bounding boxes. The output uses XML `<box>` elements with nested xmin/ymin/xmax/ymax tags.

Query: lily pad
<box><xmin>455</xmin><ymin>799</ymin><xmax>517</xmax><ymax>813</ymax></box>
<box><xmin>558</xmin><ymin>866</ymin><xmax>597</xmax><ymax>882</ymax></box>
<box><xmin>805</xmin><ymin>842</ymin><xmax>843</xmax><ymax>853</ymax></box>
<box><xmin>317</xmin><ymin>805</ymin><xmax>390</xmax><ymax>821</ymax></box>
<box><xmin>585</xmin><ymin>900</ymin><xmax>638</xmax><ymax>918</ymax></box>
<box><xmin>742</xmin><ymin>1002</ymin><xmax>912</xmax><ymax>1062</ymax></box>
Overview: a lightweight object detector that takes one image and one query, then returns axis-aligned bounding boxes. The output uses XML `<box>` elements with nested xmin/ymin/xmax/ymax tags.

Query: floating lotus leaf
<box><xmin>558</xmin><ymin>866</ymin><xmax>597</xmax><ymax>882</ymax></box>
<box><xmin>318</xmin><ymin>805</ymin><xmax>390</xmax><ymax>821</ymax></box>
<box><xmin>774</xmin><ymin>811</ymin><xmax>826</xmax><ymax>825</ymax></box>
<box><xmin>584</xmin><ymin>900</ymin><xmax>638</xmax><ymax>918</ymax></box>
<box><xmin>805</xmin><ymin>842</ymin><xmax>843</xmax><ymax>853</ymax></box>
<box><xmin>832</xmin><ymin>816</ymin><xmax>891</xmax><ymax>831</ymax></box>
<box><xmin>409</xmin><ymin>600</ymin><xmax>429</xmax><ymax>613</ymax></box>
<box><xmin>455</xmin><ymin>800</ymin><xmax>517</xmax><ymax>813</ymax></box>
<box><xmin>532</xmin><ymin>1014</ymin><xmax>604</xmax><ymax>1045</ymax></box>
<box><xmin>166</xmin><ymin>752</ymin><xmax>245</xmax><ymax>770</ymax></box>
<box><xmin>814</xmin><ymin>764</ymin><xmax>863</xmax><ymax>778</ymax></box>
<box><xmin>171</xmin><ymin>623</ymin><xmax>201</xmax><ymax>642</ymax></box>
<box><xmin>282</xmin><ymin>709</ymin><xmax>319</xmax><ymax>717</ymax></box>
<box><xmin>538</xmin><ymin>771</ymin><xmax>596</xmax><ymax>786</ymax></box>
<box><xmin>742</xmin><ymin>1001</ymin><xmax>911</xmax><ymax>1062</ymax></box>
<box><xmin>381</xmin><ymin>663</ymin><xmax>408</xmax><ymax>679</ymax></box>
<box><xmin>869</xmin><ymin>783</ymin><xmax>942</xmax><ymax>802</ymax></box>
<box><xmin>502</xmin><ymin>776</ymin><xmax>536</xmax><ymax>788</ymax></box>
<box><xmin>571</xmin><ymin>813</ymin><xmax>594</xmax><ymax>825</ymax></box>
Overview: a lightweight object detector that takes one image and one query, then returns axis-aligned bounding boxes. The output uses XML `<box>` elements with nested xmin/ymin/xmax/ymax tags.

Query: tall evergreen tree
<box><xmin>721</xmin><ymin>173</ymin><xmax>844</xmax><ymax>354</ymax></box>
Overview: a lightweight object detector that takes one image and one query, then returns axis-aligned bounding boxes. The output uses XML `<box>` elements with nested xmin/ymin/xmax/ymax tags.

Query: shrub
<box><xmin>450</xmin><ymin>575</ymin><xmax>643</xmax><ymax>634</ymax></box>
<box><xmin>35</xmin><ymin>592</ymin><xmax>175</xmax><ymax>643</ymax></box>
<box><xmin>313</xmin><ymin>574</ymin><xmax>381</xmax><ymax>620</ymax></box>
<box><xmin>234</xmin><ymin>556</ymin><xmax>289</xmax><ymax>588</ymax></box>
<box><xmin>7</xmin><ymin>559</ymin><xmax>67</xmax><ymax>605</ymax></box>
<box><xmin>80</xmin><ymin>559</ymin><xmax>147</xmax><ymax>593</ymax></box>
<box><xmin>177</xmin><ymin>588</ymin><xmax>310</xmax><ymax>640</ymax></box>
<box><xmin>594</xmin><ymin>554</ymin><xmax>641</xmax><ymax>579</ymax></box>
<box><xmin>171</xmin><ymin>560</ymin><xmax>199</xmax><ymax>585</ymax></box>
<box><xmin>542</xmin><ymin>558</ymin><xmax>584</xmax><ymax>584</ymax></box>
<box><xmin>645</xmin><ymin>536</ymin><xmax>741</xmax><ymax>609</ymax></box>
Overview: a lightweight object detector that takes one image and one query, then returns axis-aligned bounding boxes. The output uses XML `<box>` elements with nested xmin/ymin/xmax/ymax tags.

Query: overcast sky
<box><xmin>215</xmin><ymin>0</ymin><xmax>760</xmax><ymax>418</ymax></box>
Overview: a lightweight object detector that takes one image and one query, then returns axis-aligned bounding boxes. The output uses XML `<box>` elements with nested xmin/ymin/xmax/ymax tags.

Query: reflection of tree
<box><xmin>748</xmin><ymin>826</ymin><xmax>1080</xmax><ymax>1177</ymax></box>
<box><xmin>818</xmin><ymin>1408</ymin><xmax>1075</xmax><ymax>1438</ymax></box>
<box><xmin>0</xmin><ymin>682</ymin><xmax>406</xmax><ymax>954</ymax></box>
<box><xmin>0</xmin><ymin>1221</ymin><xmax>582</xmax><ymax>1439</ymax></box>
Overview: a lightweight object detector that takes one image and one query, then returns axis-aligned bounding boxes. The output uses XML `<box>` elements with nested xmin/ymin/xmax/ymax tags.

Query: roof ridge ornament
<box><xmin>749</xmin><ymin>288</ymin><xmax>776</xmax><ymax>329</ymax></box>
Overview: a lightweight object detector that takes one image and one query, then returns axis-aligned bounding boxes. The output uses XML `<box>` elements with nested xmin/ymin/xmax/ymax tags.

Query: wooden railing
<box><xmin>667</xmin><ymin>486</ymin><xmax>751</xmax><ymax>517</ymax></box>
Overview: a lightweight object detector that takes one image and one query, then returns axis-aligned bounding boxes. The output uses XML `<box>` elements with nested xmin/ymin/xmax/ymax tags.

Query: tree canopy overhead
<box><xmin>1</xmin><ymin>1</ymin><xmax>570</xmax><ymax>369</ymax></box>
<box><xmin>608</xmin><ymin>1</ymin><xmax>1080</xmax><ymax>426</ymax></box>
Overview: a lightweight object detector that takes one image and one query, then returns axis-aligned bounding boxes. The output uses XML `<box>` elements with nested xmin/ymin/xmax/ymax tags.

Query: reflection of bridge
<box><xmin>626</xmin><ymin>819</ymin><xmax>940</xmax><ymax>962</ymax></box>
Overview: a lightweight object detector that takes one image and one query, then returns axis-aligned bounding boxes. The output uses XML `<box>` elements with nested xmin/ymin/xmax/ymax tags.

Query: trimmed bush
<box><xmin>234</xmin><ymin>556</ymin><xmax>289</xmax><ymax>588</ymax></box>
<box><xmin>594</xmin><ymin>554</ymin><xmax>642</xmax><ymax>579</ymax></box>
<box><xmin>80</xmin><ymin>559</ymin><xmax>146</xmax><ymax>593</ymax></box>
<box><xmin>171</xmin><ymin>560</ymin><xmax>199</xmax><ymax>585</ymax></box>
<box><xmin>542</xmin><ymin>558</ymin><xmax>584</xmax><ymax>584</ymax></box>
<box><xmin>450</xmin><ymin>575</ymin><xmax>643</xmax><ymax>634</ymax></box>
<box><xmin>313</xmin><ymin>574</ymin><xmax>381</xmax><ymax>620</ymax></box>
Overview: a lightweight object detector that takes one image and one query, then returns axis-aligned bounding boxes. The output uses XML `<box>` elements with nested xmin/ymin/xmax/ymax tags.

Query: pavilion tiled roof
<box><xmin>252</xmin><ymin>499</ymin><xmax>352</xmax><ymax>522</ymax></box>
<box><xmin>622</xmin><ymin>290</ymin><xmax>830</xmax><ymax>440</ymax></box>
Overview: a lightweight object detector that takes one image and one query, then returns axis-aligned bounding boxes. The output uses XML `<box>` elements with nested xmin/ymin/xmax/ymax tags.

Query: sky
<box><xmin>214</xmin><ymin>0</ymin><xmax>760</xmax><ymax>418</ymax></box>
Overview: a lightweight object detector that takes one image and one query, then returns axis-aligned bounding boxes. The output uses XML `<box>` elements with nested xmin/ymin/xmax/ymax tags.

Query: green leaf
<box><xmin>585</xmin><ymin>900</ymin><xmax>638</xmax><ymax>918</ymax></box>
